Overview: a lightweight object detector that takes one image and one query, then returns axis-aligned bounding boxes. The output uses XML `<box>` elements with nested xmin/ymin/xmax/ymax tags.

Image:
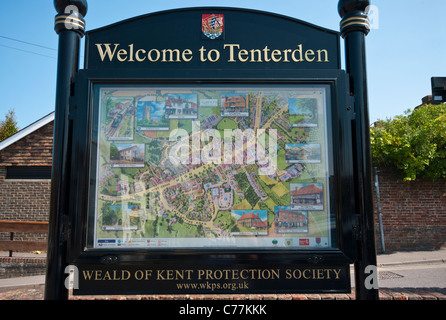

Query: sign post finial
<box><xmin>338</xmin><ymin>0</ymin><xmax>371</xmax><ymax>37</ymax></box>
<box><xmin>54</xmin><ymin>0</ymin><xmax>88</xmax><ymax>35</ymax></box>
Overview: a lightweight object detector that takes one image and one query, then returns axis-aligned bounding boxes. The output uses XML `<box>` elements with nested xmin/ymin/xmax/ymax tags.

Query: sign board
<box><xmin>68</xmin><ymin>8</ymin><xmax>357</xmax><ymax>295</ymax></box>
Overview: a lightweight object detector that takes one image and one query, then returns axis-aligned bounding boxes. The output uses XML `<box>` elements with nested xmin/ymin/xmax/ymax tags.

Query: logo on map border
<box><xmin>202</xmin><ymin>14</ymin><xmax>224</xmax><ymax>39</ymax></box>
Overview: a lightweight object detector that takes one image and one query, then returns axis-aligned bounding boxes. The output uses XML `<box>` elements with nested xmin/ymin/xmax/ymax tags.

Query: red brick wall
<box><xmin>0</xmin><ymin>122</ymin><xmax>53</xmax><ymax>242</ymax></box>
<box><xmin>373</xmin><ymin>168</ymin><xmax>446</xmax><ymax>252</ymax></box>
<box><xmin>0</xmin><ymin>176</ymin><xmax>51</xmax><ymax>241</ymax></box>
<box><xmin>0</xmin><ymin>176</ymin><xmax>51</xmax><ymax>222</ymax></box>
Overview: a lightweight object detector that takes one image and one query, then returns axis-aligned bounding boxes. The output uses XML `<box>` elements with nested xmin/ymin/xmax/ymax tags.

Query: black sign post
<box><xmin>338</xmin><ymin>0</ymin><xmax>379</xmax><ymax>300</ymax></box>
<box><xmin>45</xmin><ymin>0</ymin><xmax>87</xmax><ymax>300</ymax></box>
<box><xmin>45</xmin><ymin>1</ymin><xmax>378</xmax><ymax>301</ymax></box>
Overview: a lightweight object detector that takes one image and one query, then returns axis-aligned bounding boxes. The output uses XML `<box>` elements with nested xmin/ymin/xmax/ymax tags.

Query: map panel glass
<box><xmin>87</xmin><ymin>85</ymin><xmax>335</xmax><ymax>249</ymax></box>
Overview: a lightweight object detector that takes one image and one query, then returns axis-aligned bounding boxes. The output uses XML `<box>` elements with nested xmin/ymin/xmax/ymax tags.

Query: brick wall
<box><xmin>0</xmin><ymin>122</ymin><xmax>53</xmax><ymax>242</ymax></box>
<box><xmin>0</xmin><ymin>177</ymin><xmax>50</xmax><ymax>241</ymax></box>
<box><xmin>373</xmin><ymin>168</ymin><xmax>446</xmax><ymax>252</ymax></box>
<box><xmin>0</xmin><ymin>178</ymin><xmax>51</xmax><ymax>222</ymax></box>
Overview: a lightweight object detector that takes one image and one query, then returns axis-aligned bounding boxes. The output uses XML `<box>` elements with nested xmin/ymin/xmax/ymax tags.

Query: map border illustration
<box><xmin>89</xmin><ymin>85</ymin><xmax>334</xmax><ymax>249</ymax></box>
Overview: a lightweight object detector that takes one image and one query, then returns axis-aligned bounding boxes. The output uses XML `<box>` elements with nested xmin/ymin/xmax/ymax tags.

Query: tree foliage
<box><xmin>370</xmin><ymin>103</ymin><xmax>446</xmax><ymax>181</ymax></box>
<box><xmin>0</xmin><ymin>109</ymin><xmax>19</xmax><ymax>142</ymax></box>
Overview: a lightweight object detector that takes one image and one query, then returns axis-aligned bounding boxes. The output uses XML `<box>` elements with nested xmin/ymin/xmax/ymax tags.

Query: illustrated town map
<box><xmin>91</xmin><ymin>86</ymin><xmax>332</xmax><ymax>249</ymax></box>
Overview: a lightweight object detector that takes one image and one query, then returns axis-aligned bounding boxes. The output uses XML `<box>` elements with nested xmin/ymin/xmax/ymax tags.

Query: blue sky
<box><xmin>0</xmin><ymin>0</ymin><xmax>445</xmax><ymax>129</ymax></box>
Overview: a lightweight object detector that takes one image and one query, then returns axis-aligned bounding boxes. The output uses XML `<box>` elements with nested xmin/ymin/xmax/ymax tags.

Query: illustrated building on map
<box><xmin>237</xmin><ymin>212</ymin><xmax>267</xmax><ymax>230</ymax></box>
<box><xmin>285</xmin><ymin>144</ymin><xmax>321</xmax><ymax>162</ymax></box>
<box><xmin>285</xmin><ymin>146</ymin><xmax>307</xmax><ymax>160</ymax></box>
<box><xmin>141</xmin><ymin>102</ymin><xmax>151</xmax><ymax>121</ymax></box>
<box><xmin>221</xmin><ymin>94</ymin><xmax>246</xmax><ymax>113</ymax></box>
<box><xmin>274</xmin><ymin>208</ymin><xmax>307</xmax><ymax>229</ymax></box>
<box><xmin>165</xmin><ymin>95</ymin><xmax>197</xmax><ymax>116</ymax></box>
<box><xmin>119</xmin><ymin>145</ymin><xmax>142</xmax><ymax>162</ymax></box>
<box><xmin>290</xmin><ymin>184</ymin><xmax>323</xmax><ymax>206</ymax></box>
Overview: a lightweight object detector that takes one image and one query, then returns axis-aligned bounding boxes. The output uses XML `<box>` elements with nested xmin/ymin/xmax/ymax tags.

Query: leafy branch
<box><xmin>370</xmin><ymin>103</ymin><xmax>446</xmax><ymax>181</ymax></box>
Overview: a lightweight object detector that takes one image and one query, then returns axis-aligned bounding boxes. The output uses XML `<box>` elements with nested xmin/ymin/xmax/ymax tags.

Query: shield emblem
<box><xmin>202</xmin><ymin>14</ymin><xmax>224</xmax><ymax>39</ymax></box>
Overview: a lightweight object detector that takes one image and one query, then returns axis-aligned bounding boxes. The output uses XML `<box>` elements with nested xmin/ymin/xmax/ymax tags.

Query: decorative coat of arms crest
<box><xmin>202</xmin><ymin>14</ymin><xmax>224</xmax><ymax>39</ymax></box>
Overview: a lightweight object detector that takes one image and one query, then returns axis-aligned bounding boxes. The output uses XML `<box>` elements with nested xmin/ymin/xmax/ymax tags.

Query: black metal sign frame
<box><xmin>66</xmin><ymin>69</ymin><xmax>356</xmax><ymax>295</ymax></box>
<box><xmin>46</xmin><ymin>2</ymin><xmax>378</xmax><ymax>300</ymax></box>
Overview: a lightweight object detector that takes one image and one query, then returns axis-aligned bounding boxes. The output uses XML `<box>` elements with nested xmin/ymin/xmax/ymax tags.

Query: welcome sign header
<box><xmin>84</xmin><ymin>8</ymin><xmax>340</xmax><ymax>70</ymax></box>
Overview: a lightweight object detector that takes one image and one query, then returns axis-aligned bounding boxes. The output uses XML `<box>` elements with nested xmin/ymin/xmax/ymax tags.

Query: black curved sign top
<box><xmin>84</xmin><ymin>7</ymin><xmax>341</xmax><ymax>71</ymax></box>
